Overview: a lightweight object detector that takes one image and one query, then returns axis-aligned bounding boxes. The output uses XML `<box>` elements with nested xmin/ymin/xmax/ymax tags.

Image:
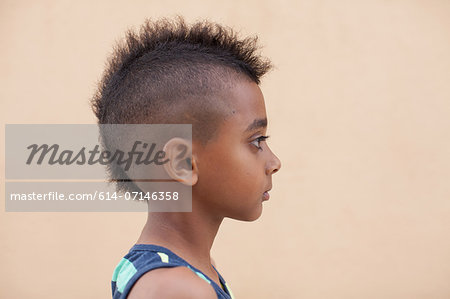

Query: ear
<box><xmin>162</xmin><ymin>137</ymin><xmax>198</xmax><ymax>186</ymax></box>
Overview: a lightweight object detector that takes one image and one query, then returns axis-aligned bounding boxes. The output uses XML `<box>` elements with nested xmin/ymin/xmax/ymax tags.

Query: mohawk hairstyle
<box><xmin>90</xmin><ymin>16</ymin><xmax>272</xmax><ymax>193</ymax></box>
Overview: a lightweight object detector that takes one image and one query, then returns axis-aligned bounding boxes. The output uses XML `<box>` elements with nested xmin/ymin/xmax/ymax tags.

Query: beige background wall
<box><xmin>1</xmin><ymin>0</ymin><xmax>450</xmax><ymax>298</ymax></box>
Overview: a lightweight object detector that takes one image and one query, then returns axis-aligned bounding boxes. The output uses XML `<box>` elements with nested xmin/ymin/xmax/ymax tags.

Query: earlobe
<box><xmin>163</xmin><ymin>138</ymin><xmax>198</xmax><ymax>186</ymax></box>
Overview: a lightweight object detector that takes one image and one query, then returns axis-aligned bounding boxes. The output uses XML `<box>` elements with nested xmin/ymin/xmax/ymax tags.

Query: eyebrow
<box><xmin>245</xmin><ymin>118</ymin><xmax>267</xmax><ymax>132</ymax></box>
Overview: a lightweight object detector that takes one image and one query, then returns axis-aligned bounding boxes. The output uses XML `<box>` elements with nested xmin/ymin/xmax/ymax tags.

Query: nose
<box><xmin>266</xmin><ymin>150</ymin><xmax>281</xmax><ymax>175</ymax></box>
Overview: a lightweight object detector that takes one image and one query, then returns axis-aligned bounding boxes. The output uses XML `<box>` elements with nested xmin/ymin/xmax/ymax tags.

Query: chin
<box><xmin>230</xmin><ymin>205</ymin><xmax>263</xmax><ymax>222</ymax></box>
<box><xmin>244</xmin><ymin>213</ymin><xmax>262</xmax><ymax>222</ymax></box>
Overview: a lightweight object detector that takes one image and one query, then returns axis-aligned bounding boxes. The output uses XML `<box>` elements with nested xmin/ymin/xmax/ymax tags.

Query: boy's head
<box><xmin>91</xmin><ymin>17</ymin><xmax>281</xmax><ymax>220</ymax></box>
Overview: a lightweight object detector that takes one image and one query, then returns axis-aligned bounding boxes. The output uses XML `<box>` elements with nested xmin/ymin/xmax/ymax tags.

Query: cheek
<box><xmin>197</xmin><ymin>144</ymin><xmax>264</xmax><ymax>199</ymax></box>
<box><xmin>223</xmin><ymin>151</ymin><xmax>264</xmax><ymax>195</ymax></box>
<box><xmin>221</xmin><ymin>147</ymin><xmax>256</xmax><ymax>176</ymax></box>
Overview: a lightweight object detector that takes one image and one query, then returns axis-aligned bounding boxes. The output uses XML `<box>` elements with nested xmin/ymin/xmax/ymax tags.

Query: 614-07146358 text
<box><xmin>99</xmin><ymin>191</ymin><xmax>179</xmax><ymax>201</ymax></box>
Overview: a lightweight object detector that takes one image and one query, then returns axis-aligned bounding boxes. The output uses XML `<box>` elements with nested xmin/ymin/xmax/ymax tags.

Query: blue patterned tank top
<box><xmin>112</xmin><ymin>244</ymin><xmax>235</xmax><ymax>299</ymax></box>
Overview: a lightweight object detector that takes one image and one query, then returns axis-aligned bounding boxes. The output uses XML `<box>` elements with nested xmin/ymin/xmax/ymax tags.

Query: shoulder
<box><xmin>127</xmin><ymin>266</ymin><xmax>217</xmax><ymax>299</ymax></box>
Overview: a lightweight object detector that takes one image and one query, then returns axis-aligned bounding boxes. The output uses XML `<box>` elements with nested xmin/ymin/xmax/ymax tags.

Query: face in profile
<box><xmin>192</xmin><ymin>79</ymin><xmax>281</xmax><ymax>221</ymax></box>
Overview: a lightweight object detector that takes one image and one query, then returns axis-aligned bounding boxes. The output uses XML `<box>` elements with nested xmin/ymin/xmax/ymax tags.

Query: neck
<box><xmin>136</xmin><ymin>200</ymin><xmax>223</xmax><ymax>269</ymax></box>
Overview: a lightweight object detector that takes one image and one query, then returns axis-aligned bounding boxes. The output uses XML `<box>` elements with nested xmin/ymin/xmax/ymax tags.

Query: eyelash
<box><xmin>250</xmin><ymin>135</ymin><xmax>269</xmax><ymax>151</ymax></box>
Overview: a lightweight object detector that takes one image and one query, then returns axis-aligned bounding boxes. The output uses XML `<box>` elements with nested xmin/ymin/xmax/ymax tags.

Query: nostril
<box><xmin>266</xmin><ymin>154</ymin><xmax>281</xmax><ymax>175</ymax></box>
<box><xmin>273</xmin><ymin>158</ymin><xmax>281</xmax><ymax>174</ymax></box>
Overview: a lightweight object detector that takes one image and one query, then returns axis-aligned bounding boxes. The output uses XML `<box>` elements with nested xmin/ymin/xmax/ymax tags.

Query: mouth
<box><xmin>262</xmin><ymin>187</ymin><xmax>271</xmax><ymax>201</ymax></box>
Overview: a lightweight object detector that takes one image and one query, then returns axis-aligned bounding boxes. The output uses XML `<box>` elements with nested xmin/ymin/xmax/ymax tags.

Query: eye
<box><xmin>250</xmin><ymin>135</ymin><xmax>269</xmax><ymax>150</ymax></box>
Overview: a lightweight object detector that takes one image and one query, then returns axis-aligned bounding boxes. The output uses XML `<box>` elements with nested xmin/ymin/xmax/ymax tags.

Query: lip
<box><xmin>262</xmin><ymin>190</ymin><xmax>271</xmax><ymax>201</ymax></box>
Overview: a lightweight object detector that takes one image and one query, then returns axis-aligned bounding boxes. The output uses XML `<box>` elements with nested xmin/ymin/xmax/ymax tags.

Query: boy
<box><xmin>91</xmin><ymin>17</ymin><xmax>281</xmax><ymax>299</ymax></box>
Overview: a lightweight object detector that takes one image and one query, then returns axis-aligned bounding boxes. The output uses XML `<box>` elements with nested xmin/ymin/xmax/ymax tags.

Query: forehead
<box><xmin>225</xmin><ymin>80</ymin><xmax>267</xmax><ymax>130</ymax></box>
